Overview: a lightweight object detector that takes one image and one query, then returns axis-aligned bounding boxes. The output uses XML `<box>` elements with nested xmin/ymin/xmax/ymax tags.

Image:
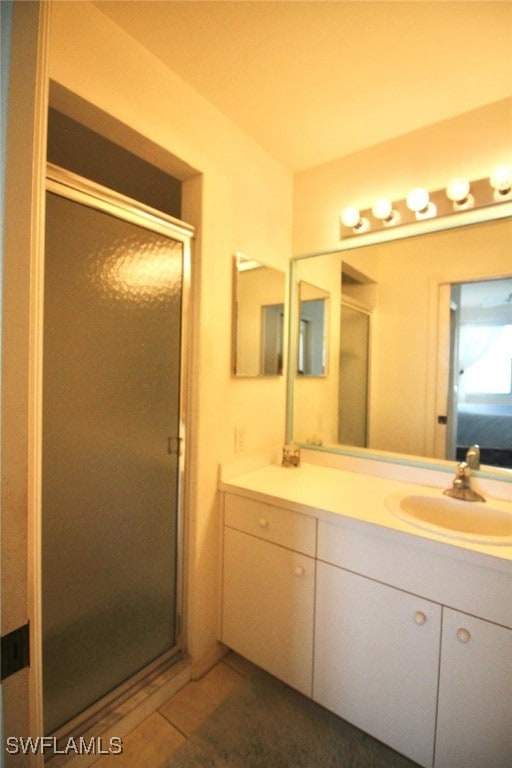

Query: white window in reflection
<box><xmin>462</xmin><ymin>324</ymin><xmax>512</xmax><ymax>395</ymax></box>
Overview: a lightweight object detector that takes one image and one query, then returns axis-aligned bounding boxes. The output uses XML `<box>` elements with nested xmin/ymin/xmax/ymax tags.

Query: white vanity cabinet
<box><xmin>435</xmin><ymin>608</ymin><xmax>512</xmax><ymax>768</ymax></box>
<box><xmin>220</xmin><ymin>472</ymin><xmax>512</xmax><ymax>768</ymax></box>
<box><xmin>314</xmin><ymin>561</ymin><xmax>441</xmax><ymax>768</ymax></box>
<box><xmin>315</xmin><ymin>515</ymin><xmax>512</xmax><ymax>768</ymax></box>
<box><xmin>221</xmin><ymin>493</ymin><xmax>316</xmax><ymax>696</ymax></box>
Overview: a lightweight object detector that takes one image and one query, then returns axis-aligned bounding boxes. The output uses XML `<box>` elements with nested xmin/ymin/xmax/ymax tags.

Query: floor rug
<box><xmin>165</xmin><ymin>668</ymin><xmax>419</xmax><ymax>768</ymax></box>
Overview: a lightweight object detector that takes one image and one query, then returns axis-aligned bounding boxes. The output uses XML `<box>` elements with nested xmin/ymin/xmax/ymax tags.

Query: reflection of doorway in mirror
<box><xmin>298</xmin><ymin>299</ymin><xmax>326</xmax><ymax>375</ymax></box>
<box><xmin>261</xmin><ymin>303</ymin><xmax>284</xmax><ymax>375</ymax></box>
<box><xmin>339</xmin><ymin>302</ymin><xmax>371</xmax><ymax>447</ymax></box>
<box><xmin>448</xmin><ymin>277</ymin><xmax>512</xmax><ymax>469</ymax></box>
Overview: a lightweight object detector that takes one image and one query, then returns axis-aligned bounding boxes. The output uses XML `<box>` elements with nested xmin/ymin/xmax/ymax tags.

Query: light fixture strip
<box><xmin>340</xmin><ymin>167</ymin><xmax>511</xmax><ymax>240</ymax></box>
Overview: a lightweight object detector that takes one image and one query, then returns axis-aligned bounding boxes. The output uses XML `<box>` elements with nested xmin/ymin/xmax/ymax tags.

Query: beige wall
<box><xmin>292</xmin><ymin>102</ymin><xmax>511</xmax><ymax>461</ymax></box>
<box><xmin>293</xmin><ymin>98</ymin><xmax>512</xmax><ymax>255</ymax></box>
<box><xmin>48</xmin><ymin>1</ymin><xmax>292</xmax><ymax>671</ymax></box>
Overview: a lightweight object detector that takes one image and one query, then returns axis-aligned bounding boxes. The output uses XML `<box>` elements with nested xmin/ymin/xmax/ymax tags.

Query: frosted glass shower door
<box><xmin>42</xmin><ymin>183</ymin><xmax>189</xmax><ymax>735</ymax></box>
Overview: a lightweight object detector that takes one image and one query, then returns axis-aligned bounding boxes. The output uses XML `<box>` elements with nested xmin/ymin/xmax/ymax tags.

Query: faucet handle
<box><xmin>455</xmin><ymin>461</ymin><xmax>470</xmax><ymax>477</ymax></box>
<box><xmin>444</xmin><ymin>460</ymin><xmax>486</xmax><ymax>502</ymax></box>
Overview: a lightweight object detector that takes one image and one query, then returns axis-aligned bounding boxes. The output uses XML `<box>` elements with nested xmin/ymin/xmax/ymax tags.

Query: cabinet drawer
<box><xmin>317</xmin><ymin>518</ymin><xmax>512</xmax><ymax>628</ymax></box>
<box><xmin>224</xmin><ymin>493</ymin><xmax>316</xmax><ymax>556</ymax></box>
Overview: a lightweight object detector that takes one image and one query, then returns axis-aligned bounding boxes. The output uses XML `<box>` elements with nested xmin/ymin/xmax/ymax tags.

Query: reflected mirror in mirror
<box><xmin>298</xmin><ymin>281</ymin><xmax>329</xmax><ymax>376</ymax></box>
<box><xmin>233</xmin><ymin>253</ymin><xmax>286</xmax><ymax>377</ymax></box>
<box><xmin>289</xmin><ymin>216</ymin><xmax>512</xmax><ymax>475</ymax></box>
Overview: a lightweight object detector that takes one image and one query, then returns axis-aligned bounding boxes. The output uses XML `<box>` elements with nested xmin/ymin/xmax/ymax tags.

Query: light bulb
<box><xmin>372</xmin><ymin>198</ymin><xmax>393</xmax><ymax>220</ymax></box>
<box><xmin>446</xmin><ymin>177</ymin><xmax>474</xmax><ymax>209</ymax></box>
<box><xmin>406</xmin><ymin>187</ymin><xmax>436</xmax><ymax>219</ymax></box>
<box><xmin>446</xmin><ymin>177</ymin><xmax>470</xmax><ymax>202</ymax></box>
<box><xmin>340</xmin><ymin>206</ymin><xmax>361</xmax><ymax>228</ymax></box>
<box><xmin>490</xmin><ymin>165</ymin><xmax>512</xmax><ymax>196</ymax></box>
<box><xmin>372</xmin><ymin>198</ymin><xmax>400</xmax><ymax>226</ymax></box>
<box><xmin>406</xmin><ymin>187</ymin><xmax>429</xmax><ymax>213</ymax></box>
<box><xmin>340</xmin><ymin>206</ymin><xmax>370</xmax><ymax>234</ymax></box>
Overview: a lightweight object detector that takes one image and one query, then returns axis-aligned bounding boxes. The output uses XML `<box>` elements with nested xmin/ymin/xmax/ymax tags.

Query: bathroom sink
<box><xmin>385</xmin><ymin>493</ymin><xmax>512</xmax><ymax>545</ymax></box>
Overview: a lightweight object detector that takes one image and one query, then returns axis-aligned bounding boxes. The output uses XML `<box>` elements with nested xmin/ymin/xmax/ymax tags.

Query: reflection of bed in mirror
<box><xmin>456</xmin><ymin>404</ymin><xmax>512</xmax><ymax>468</ymax></box>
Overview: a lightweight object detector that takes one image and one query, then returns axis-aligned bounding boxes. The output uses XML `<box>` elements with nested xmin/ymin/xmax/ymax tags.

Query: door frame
<box><xmin>2</xmin><ymin>5</ymin><xmax>198</xmax><ymax>761</ymax></box>
<box><xmin>430</xmin><ymin>271</ymin><xmax>512</xmax><ymax>462</ymax></box>
<box><xmin>2</xmin><ymin>2</ymin><xmax>50</xmax><ymax>762</ymax></box>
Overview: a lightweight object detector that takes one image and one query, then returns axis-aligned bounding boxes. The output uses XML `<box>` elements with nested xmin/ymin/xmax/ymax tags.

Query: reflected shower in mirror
<box><xmin>298</xmin><ymin>281</ymin><xmax>329</xmax><ymax>376</ymax></box>
<box><xmin>289</xmin><ymin>216</ymin><xmax>512</xmax><ymax>475</ymax></box>
<box><xmin>233</xmin><ymin>253</ymin><xmax>286</xmax><ymax>377</ymax></box>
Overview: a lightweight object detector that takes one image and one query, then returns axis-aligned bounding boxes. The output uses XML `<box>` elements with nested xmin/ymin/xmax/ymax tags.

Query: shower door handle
<box><xmin>167</xmin><ymin>436</ymin><xmax>183</xmax><ymax>456</ymax></box>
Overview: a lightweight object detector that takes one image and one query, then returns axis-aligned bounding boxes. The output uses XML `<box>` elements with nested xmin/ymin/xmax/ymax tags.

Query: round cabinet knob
<box><xmin>258</xmin><ymin>518</ymin><xmax>269</xmax><ymax>528</ymax></box>
<box><xmin>457</xmin><ymin>628</ymin><xmax>471</xmax><ymax>644</ymax></box>
<box><xmin>414</xmin><ymin>611</ymin><xmax>427</xmax><ymax>626</ymax></box>
<box><xmin>294</xmin><ymin>566</ymin><xmax>305</xmax><ymax>577</ymax></box>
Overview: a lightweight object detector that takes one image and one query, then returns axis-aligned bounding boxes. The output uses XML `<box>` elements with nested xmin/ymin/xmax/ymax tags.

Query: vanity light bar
<box><xmin>340</xmin><ymin>166</ymin><xmax>512</xmax><ymax>240</ymax></box>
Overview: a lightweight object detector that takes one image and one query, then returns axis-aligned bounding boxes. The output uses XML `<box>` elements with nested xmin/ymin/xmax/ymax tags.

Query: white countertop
<box><xmin>220</xmin><ymin>461</ymin><xmax>512</xmax><ymax>572</ymax></box>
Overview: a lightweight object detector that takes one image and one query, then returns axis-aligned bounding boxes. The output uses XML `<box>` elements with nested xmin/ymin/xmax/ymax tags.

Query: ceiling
<box><xmin>94</xmin><ymin>1</ymin><xmax>512</xmax><ymax>171</ymax></box>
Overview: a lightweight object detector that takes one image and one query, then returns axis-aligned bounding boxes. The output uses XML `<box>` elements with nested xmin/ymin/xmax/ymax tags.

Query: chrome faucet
<box><xmin>443</xmin><ymin>462</ymin><xmax>486</xmax><ymax>503</ymax></box>
<box><xmin>465</xmin><ymin>444</ymin><xmax>480</xmax><ymax>470</ymax></box>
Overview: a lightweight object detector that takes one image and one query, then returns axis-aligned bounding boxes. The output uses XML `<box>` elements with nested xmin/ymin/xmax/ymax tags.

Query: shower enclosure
<box><xmin>42</xmin><ymin>166</ymin><xmax>192</xmax><ymax>735</ymax></box>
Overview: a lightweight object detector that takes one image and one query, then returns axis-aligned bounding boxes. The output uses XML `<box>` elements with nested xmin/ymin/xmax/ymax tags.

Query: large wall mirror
<box><xmin>287</xmin><ymin>208</ymin><xmax>512</xmax><ymax>480</ymax></box>
<box><xmin>233</xmin><ymin>253</ymin><xmax>286</xmax><ymax>377</ymax></box>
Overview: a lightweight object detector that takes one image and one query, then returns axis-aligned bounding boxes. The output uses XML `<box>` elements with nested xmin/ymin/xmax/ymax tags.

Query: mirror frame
<box><xmin>286</xmin><ymin>200</ymin><xmax>512</xmax><ymax>481</ymax></box>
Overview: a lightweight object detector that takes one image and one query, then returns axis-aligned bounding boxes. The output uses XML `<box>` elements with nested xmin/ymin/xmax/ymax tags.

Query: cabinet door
<box><xmin>435</xmin><ymin>608</ymin><xmax>512</xmax><ymax>768</ymax></box>
<box><xmin>314</xmin><ymin>562</ymin><xmax>441</xmax><ymax>768</ymax></box>
<box><xmin>222</xmin><ymin>526</ymin><xmax>315</xmax><ymax>695</ymax></box>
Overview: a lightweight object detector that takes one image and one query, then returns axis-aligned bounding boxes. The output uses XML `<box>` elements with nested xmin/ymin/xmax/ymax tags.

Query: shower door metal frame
<box><xmin>41</xmin><ymin>162</ymin><xmax>193</xmax><ymax>729</ymax></box>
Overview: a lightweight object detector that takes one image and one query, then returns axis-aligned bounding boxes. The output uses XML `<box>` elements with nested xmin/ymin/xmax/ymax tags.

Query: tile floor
<box><xmin>88</xmin><ymin>652</ymin><xmax>419</xmax><ymax>768</ymax></box>
<box><xmin>90</xmin><ymin>653</ymin><xmax>253</xmax><ymax>768</ymax></box>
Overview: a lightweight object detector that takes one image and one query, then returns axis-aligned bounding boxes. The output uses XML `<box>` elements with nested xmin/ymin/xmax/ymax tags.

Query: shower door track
<box><xmin>39</xmin><ymin>163</ymin><xmax>194</xmax><ymax>743</ymax></box>
<box><xmin>48</xmin><ymin>648</ymin><xmax>187</xmax><ymax>751</ymax></box>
